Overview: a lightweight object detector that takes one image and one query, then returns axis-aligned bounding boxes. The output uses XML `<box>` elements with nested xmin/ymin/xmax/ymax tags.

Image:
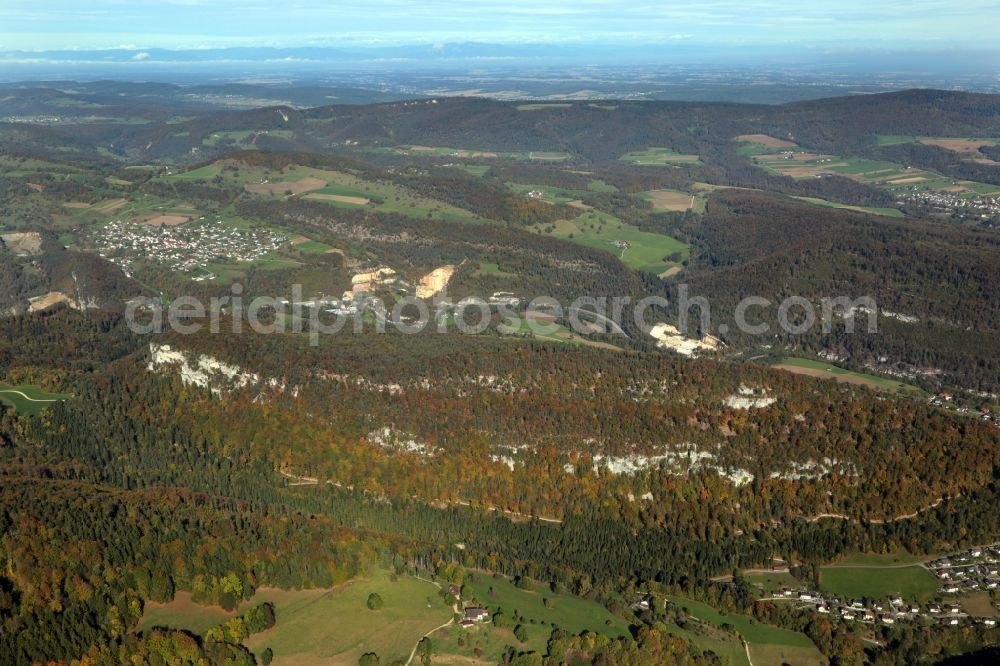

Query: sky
<box><xmin>0</xmin><ymin>0</ymin><xmax>997</xmax><ymax>51</ymax></box>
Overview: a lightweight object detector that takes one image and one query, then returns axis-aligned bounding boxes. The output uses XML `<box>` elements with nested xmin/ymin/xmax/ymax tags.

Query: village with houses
<box><xmin>91</xmin><ymin>217</ymin><xmax>288</xmax><ymax>277</ymax></box>
<box><xmin>742</xmin><ymin>544</ymin><xmax>1000</xmax><ymax>629</ymax></box>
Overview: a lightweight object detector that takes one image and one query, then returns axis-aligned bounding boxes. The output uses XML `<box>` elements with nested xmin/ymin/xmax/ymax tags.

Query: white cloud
<box><xmin>131</xmin><ymin>51</ymin><xmax>150</xmax><ymax>60</ymax></box>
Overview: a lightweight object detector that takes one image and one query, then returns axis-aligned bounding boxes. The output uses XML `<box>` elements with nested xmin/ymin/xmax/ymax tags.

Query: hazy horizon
<box><xmin>3</xmin><ymin>0</ymin><xmax>998</xmax><ymax>51</ymax></box>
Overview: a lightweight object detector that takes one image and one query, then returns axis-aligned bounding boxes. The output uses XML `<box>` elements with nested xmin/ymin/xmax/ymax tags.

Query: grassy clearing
<box><xmin>960</xmin><ymin>592</ymin><xmax>1000</xmax><ymax>618</ymax></box>
<box><xmin>772</xmin><ymin>357</ymin><xmax>923</xmax><ymax>396</ymax></box>
<box><xmin>202</xmin><ymin>129</ymin><xmax>294</xmax><ymax>147</ymax></box>
<box><xmin>819</xmin><ymin>565</ymin><xmax>938</xmax><ymax>603</ymax></box>
<box><xmin>620</xmin><ymin>147</ymin><xmax>700</xmax><ymax>166</ymax></box>
<box><xmin>475</xmin><ymin>261</ymin><xmax>516</xmax><ymax>277</ymax></box>
<box><xmin>138</xmin><ymin>591</ymin><xmax>237</xmax><ymax>636</ymax></box>
<box><xmin>164</xmin><ymin>163</ymin><xmax>224</xmax><ymax>181</ymax></box>
<box><xmin>293</xmin><ymin>240</ymin><xmax>335</xmax><ymax>254</ymax></box>
<box><xmin>244</xmin><ymin>570</ymin><xmax>453</xmax><ymax>665</ymax></box>
<box><xmin>668</xmin><ymin>596</ymin><xmax>823</xmax><ymax>665</ymax></box>
<box><xmin>449</xmin><ymin>164</ymin><xmax>492</xmax><ymax>177</ymax></box>
<box><xmin>507</xmin><ymin>182</ymin><xmax>603</xmax><ymax>205</ymax></box>
<box><xmin>0</xmin><ymin>383</ymin><xmax>71</xmax><ymax>416</ymax></box>
<box><xmin>463</xmin><ymin>573</ymin><xmax>630</xmax><ymax>656</ymax></box>
<box><xmin>521</xmin><ymin>318</ymin><xmax>623</xmax><ymax>352</ymax></box>
<box><xmin>639</xmin><ymin>189</ymin><xmax>705</xmax><ymax>213</ymax></box>
<box><xmin>587</xmin><ymin>179</ymin><xmax>618</xmax><ymax>193</ymax></box>
<box><xmin>875</xmin><ymin>135</ymin><xmax>918</xmax><ymax>146</ymax></box>
<box><xmin>743</xmin><ymin>571</ymin><xmax>799</xmax><ymax>593</ymax></box>
<box><xmin>541</xmin><ymin>209</ymin><xmax>688</xmax><ymax>275</ymax></box>
<box><xmin>792</xmin><ymin>196</ymin><xmax>904</xmax><ymax>218</ymax></box>
<box><xmin>141</xmin><ymin>570</ymin><xmax>452</xmax><ymax>665</ymax></box>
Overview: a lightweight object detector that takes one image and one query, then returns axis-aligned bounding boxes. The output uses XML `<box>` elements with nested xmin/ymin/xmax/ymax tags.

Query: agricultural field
<box><xmin>818</xmin><ymin>562</ymin><xmax>938</xmax><ymax>603</ymax></box>
<box><xmin>668</xmin><ymin>596</ymin><xmax>824</xmax><ymax>666</ymax></box>
<box><xmin>876</xmin><ymin>135</ymin><xmax>1000</xmax><ymax>162</ymax></box>
<box><xmin>0</xmin><ymin>383</ymin><xmax>71</xmax><ymax>416</ymax></box>
<box><xmin>639</xmin><ymin>188</ymin><xmax>705</xmax><ymax>213</ymax></box>
<box><xmin>538</xmin><ymin>209</ymin><xmax>689</xmax><ymax>275</ymax></box>
<box><xmin>164</xmin><ymin>160</ymin><xmax>484</xmax><ymax>224</ymax></box>
<box><xmin>619</xmin><ymin>147</ymin><xmax>700</xmax><ymax>165</ymax></box>
<box><xmin>747</xmin><ymin>144</ymin><xmax>1000</xmax><ymax>199</ymax></box>
<box><xmin>734</xmin><ymin>134</ymin><xmax>800</xmax><ymax>156</ymax></box>
<box><xmin>772</xmin><ymin>357</ymin><xmax>923</xmax><ymax>395</ymax></box>
<box><xmin>140</xmin><ymin>570</ymin><xmax>453</xmax><ymax>666</ymax></box>
<box><xmin>0</xmin><ymin>154</ymin><xmax>84</xmax><ymax>177</ymax></box>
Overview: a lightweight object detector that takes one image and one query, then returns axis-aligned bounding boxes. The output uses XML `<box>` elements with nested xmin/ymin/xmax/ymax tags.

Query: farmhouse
<box><xmin>463</xmin><ymin>607</ymin><xmax>490</xmax><ymax>623</ymax></box>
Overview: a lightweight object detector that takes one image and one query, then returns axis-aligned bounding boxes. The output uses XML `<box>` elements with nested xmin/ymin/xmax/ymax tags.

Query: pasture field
<box><xmin>509</xmin><ymin>179</ymin><xmax>617</xmax><ymax>205</ymax></box>
<box><xmin>202</xmin><ymin>129</ymin><xmax>295</xmax><ymax>147</ymax></box>
<box><xmin>137</xmin><ymin>591</ymin><xmax>237</xmax><ymax>636</ymax></box>
<box><xmin>244</xmin><ymin>571</ymin><xmax>453</xmax><ymax>665</ymax></box>
<box><xmin>165</xmin><ymin>161</ymin><xmax>483</xmax><ymax>224</ymax></box>
<box><xmin>0</xmin><ymin>383</ymin><xmax>71</xmax><ymax>416</ymax></box>
<box><xmin>509</xmin><ymin>183</ymin><xmax>588</xmax><ymax>205</ymax></box>
<box><xmin>474</xmin><ymin>261</ymin><xmax>516</xmax><ymax>277</ymax></box>
<box><xmin>520</xmin><ymin>318</ymin><xmax>624</xmax><ymax>351</ymax></box>
<box><xmin>748</xmin><ymin>146</ymin><xmax>1000</xmax><ymax>198</ymax></box>
<box><xmin>773</xmin><ymin>357</ymin><xmax>923</xmax><ymax>395</ymax></box>
<box><xmin>0</xmin><ymin>153</ymin><xmax>84</xmax><ymax>177</ymax></box>
<box><xmin>735</xmin><ymin>134</ymin><xmax>798</xmax><ymax>148</ymax></box>
<box><xmin>619</xmin><ymin>147</ymin><xmax>700</xmax><ymax>165</ymax></box>
<box><xmin>540</xmin><ymin>209</ymin><xmax>689</xmax><ymax>275</ymax></box>
<box><xmin>140</xmin><ymin>570</ymin><xmax>452</xmax><ymax>666</ymax></box>
<box><xmin>792</xmin><ymin>196</ymin><xmax>904</xmax><ymax>217</ymax></box>
<box><xmin>463</xmin><ymin>573</ymin><xmax>630</xmax><ymax>655</ymax></box>
<box><xmin>876</xmin><ymin>135</ymin><xmax>1000</xmax><ymax>156</ymax></box>
<box><xmin>668</xmin><ymin>596</ymin><xmax>823</xmax><ymax>666</ymax></box>
<box><xmin>818</xmin><ymin>564</ymin><xmax>938</xmax><ymax>603</ymax></box>
<box><xmin>163</xmin><ymin>163</ymin><xmax>225</xmax><ymax>181</ymax></box>
<box><xmin>291</xmin><ymin>238</ymin><xmax>336</xmax><ymax>254</ymax></box>
<box><xmin>639</xmin><ymin>189</ymin><xmax>705</xmax><ymax>213</ymax></box>
<box><xmin>735</xmin><ymin>134</ymin><xmax>801</xmax><ymax>156</ymax></box>
<box><xmin>743</xmin><ymin>571</ymin><xmax>799</xmax><ymax>593</ymax></box>
<box><xmin>430</xmin><ymin>623</ymin><xmax>527</xmax><ymax>665</ymax></box>
<box><xmin>448</xmin><ymin>164</ymin><xmax>492</xmax><ymax>177</ymax></box>
<box><xmin>586</xmin><ymin>179</ymin><xmax>618</xmax><ymax>193</ymax></box>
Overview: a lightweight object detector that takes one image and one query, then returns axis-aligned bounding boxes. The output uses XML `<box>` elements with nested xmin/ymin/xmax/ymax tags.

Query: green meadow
<box><xmin>140</xmin><ymin>570</ymin><xmax>452</xmax><ymax>665</ymax></box>
<box><xmin>0</xmin><ymin>383</ymin><xmax>71</xmax><ymax>416</ymax></box>
<box><xmin>668</xmin><ymin>596</ymin><xmax>824</xmax><ymax>666</ymax></box>
<box><xmin>542</xmin><ymin>209</ymin><xmax>689</xmax><ymax>275</ymax></box>
<box><xmin>620</xmin><ymin>147</ymin><xmax>700</xmax><ymax>165</ymax></box>
<box><xmin>773</xmin><ymin>357</ymin><xmax>924</xmax><ymax>396</ymax></box>
<box><xmin>819</xmin><ymin>564</ymin><xmax>938</xmax><ymax>603</ymax></box>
